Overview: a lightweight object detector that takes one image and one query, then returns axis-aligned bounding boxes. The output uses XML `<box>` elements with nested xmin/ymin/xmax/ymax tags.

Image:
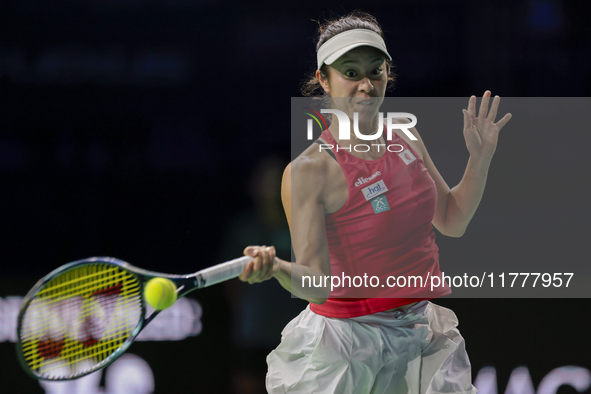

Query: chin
<box><xmin>354</xmin><ymin>107</ymin><xmax>379</xmax><ymax>120</ymax></box>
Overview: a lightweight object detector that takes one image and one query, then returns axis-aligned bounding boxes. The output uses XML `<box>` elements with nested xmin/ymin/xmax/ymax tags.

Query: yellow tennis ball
<box><xmin>144</xmin><ymin>278</ymin><xmax>177</xmax><ymax>310</ymax></box>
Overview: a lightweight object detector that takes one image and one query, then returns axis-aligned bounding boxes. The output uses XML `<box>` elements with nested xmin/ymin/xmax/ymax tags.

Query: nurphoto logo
<box><xmin>303</xmin><ymin>108</ymin><xmax>417</xmax><ymax>153</ymax></box>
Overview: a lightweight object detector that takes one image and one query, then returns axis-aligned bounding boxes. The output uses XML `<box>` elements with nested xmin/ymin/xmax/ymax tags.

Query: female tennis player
<box><xmin>239</xmin><ymin>11</ymin><xmax>511</xmax><ymax>394</ymax></box>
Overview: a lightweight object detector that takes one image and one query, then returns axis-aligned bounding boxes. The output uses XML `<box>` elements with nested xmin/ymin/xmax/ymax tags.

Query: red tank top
<box><xmin>310</xmin><ymin>128</ymin><xmax>451</xmax><ymax>318</ymax></box>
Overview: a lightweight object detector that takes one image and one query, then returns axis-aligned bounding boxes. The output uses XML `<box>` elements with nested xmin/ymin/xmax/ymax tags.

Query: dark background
<box><xmin>1</xmin><ymin>0</ymin><xmax>590</xmax><ymax>393</ymax></box>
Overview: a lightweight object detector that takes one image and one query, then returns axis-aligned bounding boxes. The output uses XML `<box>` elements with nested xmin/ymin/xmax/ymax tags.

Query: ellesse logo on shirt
<box><xmin>354</xmin><ymin>171</ymin><xmax>381</xmax><ymax>187</ymax></box>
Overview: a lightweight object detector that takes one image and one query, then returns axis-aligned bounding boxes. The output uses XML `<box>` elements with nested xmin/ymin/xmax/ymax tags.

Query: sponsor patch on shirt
<box><xmin>398</xmin><ymin>149</ymin><xmax>417</xmax><ymax>165</ymax></box>
<box><xmin>361</xmin><ymin>179</ymin><xmax>388</xmax><ymax>201</ymax></box>
<box><xmin>371</xmin><ymin>195</ymin><xmax>390</xmax><ymax>214</ymax></box>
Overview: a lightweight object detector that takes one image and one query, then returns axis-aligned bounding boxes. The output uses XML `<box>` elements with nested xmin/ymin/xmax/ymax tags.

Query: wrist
<box><xmin>273</xmin><ymin>258</ymin><xmax>290</xmax><ymax>279</ymax></box>
<box><xmin>469</xmin><ymin>154</ymin><xmax>492</xmax><ymax>170</ymax></box>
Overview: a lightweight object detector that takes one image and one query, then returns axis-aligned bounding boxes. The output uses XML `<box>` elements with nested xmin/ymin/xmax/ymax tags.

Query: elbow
<box><xmin>437</xmin><ymin>222</ymin><xmax>466</xmax><ymax>237</ymax></box>
<box><xmin>448</xmin><ymin>231</ymin><xmax>465</xmax><ymax>238</ymax></box>
<box><xmin>309</xmin><ymin>297</ymin><xmax>329</xmax><ymax>305</ymax></box>
<box><xmin>306</xmin><ymin>286</ymin><xmax>330</xmax><ymax>305</ymax></box>
<box><xmin>445</xmin><ymin>226</ymin><xmax>466</xmax><ymax>238</ymax></box>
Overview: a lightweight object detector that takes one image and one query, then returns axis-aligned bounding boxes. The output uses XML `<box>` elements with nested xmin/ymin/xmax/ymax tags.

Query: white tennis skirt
<box><xmin>266</xmin><ymin>301</ymin><xmax>477</xmax><ymax>394</ymax></box>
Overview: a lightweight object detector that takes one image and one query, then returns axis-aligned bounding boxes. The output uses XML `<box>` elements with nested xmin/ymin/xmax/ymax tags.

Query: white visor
<box><xmin>317</xmin><ymin>28</ymin><xmax>392</xmax><ymax>69</ymax></box>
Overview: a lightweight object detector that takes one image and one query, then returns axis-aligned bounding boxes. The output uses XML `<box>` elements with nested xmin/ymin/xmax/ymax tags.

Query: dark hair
<box><xmin>300</xmin><ymin>10</ymin><xmax>397</xmax><ymax>97</ymax></box>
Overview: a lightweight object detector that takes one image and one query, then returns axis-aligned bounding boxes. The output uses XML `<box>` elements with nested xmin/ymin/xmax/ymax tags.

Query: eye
<box><xmin>372</xmin><ymin>67</ymin><xmax>383</xmax><ymax>75</ymax></box>
<box><xmin>345</xmin><ymin>70</ymin><xmax>358</xmax><ymax>78</ymax></box>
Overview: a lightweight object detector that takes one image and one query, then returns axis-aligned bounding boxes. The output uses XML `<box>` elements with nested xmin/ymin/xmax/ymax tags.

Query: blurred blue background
<box><xmin>1</xmin><ymin>0</ymin><xmax>590</xmax><ymax>393</ymax></box>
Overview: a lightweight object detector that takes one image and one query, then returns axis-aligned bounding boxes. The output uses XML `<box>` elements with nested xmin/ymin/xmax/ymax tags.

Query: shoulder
<box><xmin>282</xmin><ymin>142</ymin><xmax>333</xmax><ymax>197</ymax></box>
<box><xmin>284</xmin><ymin>142</ymin><xmax>333</xmax><ymax>181</ymax></box>
<box><xmin>389</xmin><ymin>117</ymin><xmax>426</xmax><ymax>160</ymax></box>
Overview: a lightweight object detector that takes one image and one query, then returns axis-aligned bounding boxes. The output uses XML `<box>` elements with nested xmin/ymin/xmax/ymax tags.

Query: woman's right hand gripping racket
<box><xmin>16</xmin><ymin>255</ymin><xmax>253</xmax><ymax>381</ymax></box>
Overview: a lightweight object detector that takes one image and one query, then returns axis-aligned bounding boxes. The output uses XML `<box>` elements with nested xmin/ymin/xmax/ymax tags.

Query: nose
<box><xmin>358</xmin><ymin>77</ymin><xmax>374</xmax><ymax>93</ymax></box>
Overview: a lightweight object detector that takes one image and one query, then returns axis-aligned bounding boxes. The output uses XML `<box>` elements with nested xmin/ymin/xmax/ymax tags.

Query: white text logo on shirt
<box><xmin>355</xmin><ymin>171</ymin><xmax>381</xmax><ymax>187</ymax></box>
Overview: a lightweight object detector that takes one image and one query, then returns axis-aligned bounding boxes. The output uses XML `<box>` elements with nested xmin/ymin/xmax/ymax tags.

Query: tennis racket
<box><xmin>16</xmin><ymin>255</ymin><xmax>253</xmax><ymax>381</ymax></box>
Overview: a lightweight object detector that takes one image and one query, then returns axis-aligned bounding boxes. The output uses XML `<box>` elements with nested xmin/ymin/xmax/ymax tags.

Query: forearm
<box><xmin>444</xmin><ymin>155</ymin><xmax>492</xmax><ymax>237</ymax></box>
<box><xmin>274</xmin><ymin>258</ymin><xmax>330</xmax><ymax>304</ymax></box>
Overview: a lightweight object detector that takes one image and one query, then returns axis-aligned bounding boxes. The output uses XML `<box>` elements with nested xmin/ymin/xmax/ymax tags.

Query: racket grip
<box><xmin>195</xmin><ymin>255</ymin><xmax>254</xmax><ymax>288</ymax></box>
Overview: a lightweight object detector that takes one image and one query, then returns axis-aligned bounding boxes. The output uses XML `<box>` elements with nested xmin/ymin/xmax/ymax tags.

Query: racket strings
<box><xmin>19</xmin><ymin>264</ymin><xmax>143</xmax><ymax>379</ymax></box>
<box><xmin>36</xmin><ymin>267</ymin><xmax>128</xmax><ymax>302</ymax></box>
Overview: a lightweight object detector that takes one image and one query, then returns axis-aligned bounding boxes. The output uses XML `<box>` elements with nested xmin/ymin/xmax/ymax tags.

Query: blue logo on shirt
<box><xmin>361</xmin><ymin>180</ymin><xmax>388</xmax><ymax>201</ymax></box>
<box><xmin>366</xmin><ymin>184</ymin><xmax>384</xmax><ymax>199</ymax></box>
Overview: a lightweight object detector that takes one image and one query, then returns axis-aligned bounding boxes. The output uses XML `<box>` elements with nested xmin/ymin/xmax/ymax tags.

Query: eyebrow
<box><xmin>340</xmin><ymin>56</ymin><xmax>384</xmax><ymax>65</ymax></box>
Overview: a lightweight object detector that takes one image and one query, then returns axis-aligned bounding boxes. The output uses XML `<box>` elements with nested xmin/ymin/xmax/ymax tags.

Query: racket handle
<box><xmin>194</xmin><ymin>255</ymin><xmax>254</xmax><ymax>288</ymax></box>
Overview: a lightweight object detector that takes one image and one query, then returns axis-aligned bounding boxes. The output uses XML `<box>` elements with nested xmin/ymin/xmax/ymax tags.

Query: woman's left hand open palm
<box><xmin>463</xmin><ymin>90</ymin><xmax>512</xmax><ymax>160</ymax></box>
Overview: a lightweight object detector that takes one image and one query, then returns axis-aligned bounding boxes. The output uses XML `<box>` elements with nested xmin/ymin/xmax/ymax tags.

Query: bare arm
<box><xmin>422</xmin><ymin>138</ymin><xmax>492</xmax><ymax>238</ymax></box>
<box><xmin>239</xmin><ymin>155</ymin><xmax>332</xmax><ymax>304</ymax></box>
<box><xmin>412</xmin><ymin>91</ymin><xmax>512</xmax><ymax>237</ymax></box>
